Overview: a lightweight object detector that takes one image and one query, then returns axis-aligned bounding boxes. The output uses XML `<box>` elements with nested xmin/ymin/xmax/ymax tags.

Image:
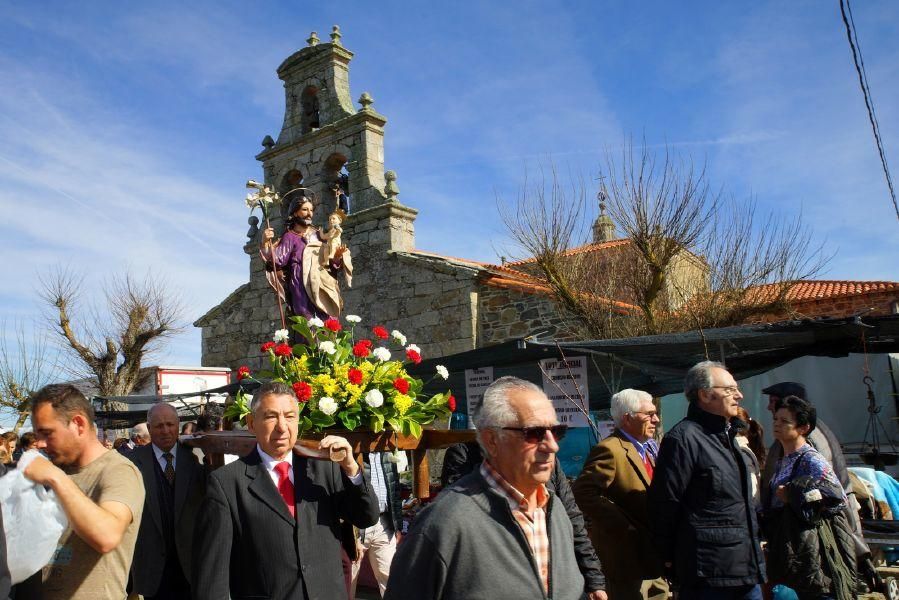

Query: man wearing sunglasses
<box><xmin>648</xmin><ymin>361</ymin><xmax>766</xmax><ymax>600</ymax></box>
<box><xmin>385</xmin><ymin>376</ymin><xmax>605</xmax><ymax>600</ymax></box>
<box><xmin>574</xmin><ymin>389</ymin><xmax>668</xmax><ymax>600</ymax></box>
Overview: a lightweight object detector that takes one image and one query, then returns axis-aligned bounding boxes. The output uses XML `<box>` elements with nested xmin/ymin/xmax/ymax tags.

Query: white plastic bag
<box><xmin>0</xmin><ymin>449</ymin><xmax>68</xmax><ymax>583</ymax></box>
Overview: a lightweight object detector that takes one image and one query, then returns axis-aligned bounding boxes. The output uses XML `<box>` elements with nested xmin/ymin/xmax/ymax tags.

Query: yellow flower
<box><xmin>333</xmin><ymin>363</ymin><xmax>350</xmax><ymax>381</ymax></box>
<box><xmin>345</xmin><ymin>383</ymin><xmax>364</xmax><ymax>406</ymax></box>
<box><xmin>358</xmin><ymin>361</ymin><xmax>375</xmax><ymax>375</ymax></box>
<box><xmin>314</xmin><ymin>374</ymin><xmax>339</xmax><ymax>396</ymax></box>
<box><xmin>393</xmin><ymin>393</ymin><xmax>413</xmax><ymax>415</ymax></box>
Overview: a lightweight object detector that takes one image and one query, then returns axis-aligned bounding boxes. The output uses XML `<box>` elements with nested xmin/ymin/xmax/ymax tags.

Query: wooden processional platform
<box><xmin>183</xmin><ymin>429</ymin><xmax>476</xmax><ymax>498</ymax></box>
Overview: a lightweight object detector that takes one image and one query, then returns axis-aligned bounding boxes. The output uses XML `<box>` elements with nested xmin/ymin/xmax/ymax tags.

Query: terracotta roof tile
<box><xmin>753</xmin><ymin>280</ymin><xmax>899</xmax><ymax>303</ymax></box>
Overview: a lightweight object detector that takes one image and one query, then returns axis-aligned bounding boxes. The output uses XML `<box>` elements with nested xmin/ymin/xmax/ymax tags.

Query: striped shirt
<box><xmin>480</xmin><ymin>461</ymin><xmax>550</xmax><ymax>594</ymax></box>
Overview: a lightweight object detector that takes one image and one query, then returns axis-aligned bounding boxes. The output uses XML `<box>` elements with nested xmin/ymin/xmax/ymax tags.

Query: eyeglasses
<box><xmin>629</xmin><ymin>410</ymin><xmax>659</xmax><ymax>420</ymax></box>
<box><xmin>710</xmin><ymin>385</ymin><xmax>740</xmax><ymax>395</ymax></box>
<box><xmin>501</xmin><ymin>425</ymin><xmax>569</xmax><ymax>443</ymax></box>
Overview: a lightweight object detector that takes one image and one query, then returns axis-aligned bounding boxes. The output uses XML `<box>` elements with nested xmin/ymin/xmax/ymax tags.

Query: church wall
<box><xmin>478</xmin><ymin>284</ymin><xmax>577</xmax><ymax>345</ymax></box>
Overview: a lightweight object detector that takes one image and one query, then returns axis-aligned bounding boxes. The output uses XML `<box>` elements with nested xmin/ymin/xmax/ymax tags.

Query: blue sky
<box><xmin>1</xmin><ymin>1</ymin><xmax>897</xmax><ymax>379</ymax></box>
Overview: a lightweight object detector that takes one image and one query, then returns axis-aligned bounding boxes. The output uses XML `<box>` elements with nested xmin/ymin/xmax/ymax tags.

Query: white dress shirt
<box><xmin>152</xmin><ymin>442</ymin><xmax>178</xmax><ymax>472</ymax></box>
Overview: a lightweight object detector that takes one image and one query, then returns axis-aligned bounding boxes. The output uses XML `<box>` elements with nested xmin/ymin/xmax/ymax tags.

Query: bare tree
<box><xmin>499</xmin><ymin>142</ymin><xmax>830</xmax><ymax>340</ymax></box>
<box><xmin>39</xmin><ymin>268</ymin><xmax>185</xmax><ymax>404</ymax></box>
<box><xmin>499</xmin><ymin>165</ymin><xmax>632</xmax><ymax>339</ymax></box>
<box><xmin>0</xmin><ymin>322</ymin><xmax>61</xmax><ymax>431</ymax></box>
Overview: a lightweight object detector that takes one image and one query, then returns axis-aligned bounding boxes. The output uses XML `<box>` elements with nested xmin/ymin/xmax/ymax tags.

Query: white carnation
<box><xmin>391</xmin><ymin>330</ymin><xmax>407</xmax><ymax>345</ymax></box>
<box><xmin>364</xmin><ymin>389</ymin><xmax>384</xmax><ymax>408</ymax></box>
<box><xmin>345</xmin><ymin>314</ymin><xmax>362</xmax><ymax>323</ymax></box>
<box><xmin>318</xmin><ymin>340</ymin><xmax>337</xmax><ymax>355</ymax></box>
<box><xmin>308</xmin><ymin>317</ymin><xmax>325</xmax><ymax>328</ymax></box>
<box><xmin>273</xmin><ymin>329</ymin><xmax>290</xmax><ymax>342</ymax></box>
<box><xmin>436</xmin><ymin>365</ymin><xmax>449</xmax><ymax>380</ymax></box>
<box><xmin>406</xmin><ymin>343</ymin><xmax>421</xmax><ymax>354</ymax></box>
<box><xmin>318</xmin><ymin>396</ymin><xmax>338</xmax><ymax>415</ymax></box>
<box><xmin>372</xmin><ymin>347</ymin><xmax>391</xmax><ymax>362</ymax></box>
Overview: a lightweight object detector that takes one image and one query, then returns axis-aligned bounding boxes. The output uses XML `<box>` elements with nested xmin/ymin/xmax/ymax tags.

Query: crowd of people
<box><xmin>0</xmin><ymin>360</ymin><xmax>872</xmax><ymax>599</ymax></box>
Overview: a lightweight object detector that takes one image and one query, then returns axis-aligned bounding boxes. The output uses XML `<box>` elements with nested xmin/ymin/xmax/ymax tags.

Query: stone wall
<box><xmin>337</xmin><ymin>202</ymin><xmax>482</xmax><ymax>358</ymax></box>
<box><xmin>478</xmin><ymin>283</ymin><xmax>577</xmax><ymax>346</ymax></box>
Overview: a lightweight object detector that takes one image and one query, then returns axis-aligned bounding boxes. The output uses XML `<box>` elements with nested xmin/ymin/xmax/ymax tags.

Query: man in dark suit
<box><xmin>128</xmin><ymin>402</ymin><xmax>205</xmax><ymax>600</ymax></box>
<box><xmin>573</xmin><ymin>389</ymin><xmax>667</xmax><ymax>600</ymax></box>
<box><xmin>193</xmin><ymin>381</ymin><xmax>379</xmax><ymax>600</ymax></box>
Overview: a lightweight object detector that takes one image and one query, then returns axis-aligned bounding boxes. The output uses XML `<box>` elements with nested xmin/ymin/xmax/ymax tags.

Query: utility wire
<box><xmin>839</xmin><ymin>0</ymin><xmax>899</xmax><ymax>222</ymax></box>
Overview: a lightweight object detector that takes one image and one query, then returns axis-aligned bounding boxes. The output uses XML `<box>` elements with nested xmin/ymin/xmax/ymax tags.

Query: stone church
<box><xmin>195</xmin><ymin>28</ymin><xmax>899</xmax><ymax>372</ymax></box>
<box><xmin>195</xmin><ymin>27</ymin><xmax>602</xmax><ymax>371</ymax></box>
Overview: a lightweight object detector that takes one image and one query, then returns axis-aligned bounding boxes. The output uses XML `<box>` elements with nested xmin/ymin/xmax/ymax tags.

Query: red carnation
<box><xmin>260</xmin><ymin>341</ymin><xmax>276</xmax><ymax>353</ymax></box>
<box><xmin>406</xmin><ymin>349</ymin><xmax>422</xmax><ymax>365</ymax></box>
<box><xmin>293</xmin><ymin>381</ymin><xmax>312</xmax><ymax>402</ymax></box>
<box><xmin>358</xmin><ymin>339</ymin><xmax>373</xmax><ymax>349</ymax></box>
<box><xmin>237</xmin><ymin>366</ymin><xmax>251</xmax><ymax>380</ymax></box>
<box><xmin>393</xmin><ymin>378</ymin><xmax>410</xmax><ymax>394</ymax></box>
<box><xmin>372</xmin><ymin>326</ymin><xmax>389</xmax><ymax>340</ymax></box>
<box><xmin>447</xmin><ymin>395</ymin><xmax>457</xmax><ymax>412</ymax></box>
<box><xmin>348</xmin><ymin>368</ymin><xmax>364</xmax><ymax>385</ymax></box>
<box><xmin>274</xmin><ymin>343</ymin><xmax>293</xmax><ymax>357</ymax></box>
<box><xmin>353</xmin><ymin>341</ymin><xmax>371</xmax><ymax>358</ymax></box>
<box><xmin>324</xmin><ymin>318</ymin><xmax>342</xmax><ymax>332</ymax></box>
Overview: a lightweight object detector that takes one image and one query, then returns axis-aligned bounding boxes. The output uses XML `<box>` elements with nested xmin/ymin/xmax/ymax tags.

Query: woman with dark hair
<box><xmin>735</xmin><ymin>407</ymin><xmax>765</xmax><ymax>505</ymax></box>
<box><xmin>763</xmin><ymin>395</ymin><xmax>857</xmax><ymax>599</ymax></box>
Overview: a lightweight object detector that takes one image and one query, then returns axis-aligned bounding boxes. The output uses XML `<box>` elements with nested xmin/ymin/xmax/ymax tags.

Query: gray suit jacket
<box><xmin>128</xmin><ymin>443</ymin><xmax>205</xmax><ymax>595</ymax></box>
<box><xmin>192</xmin><ymin>448</ymin><xmax>379</xmax><ymax>600</ymax></box>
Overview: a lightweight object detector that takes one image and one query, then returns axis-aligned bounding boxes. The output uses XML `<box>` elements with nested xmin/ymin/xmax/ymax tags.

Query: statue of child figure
<box><xmin>321</xmin><ymin>208</ymin><xmax>346</xmax><ymax>260</ymax></box>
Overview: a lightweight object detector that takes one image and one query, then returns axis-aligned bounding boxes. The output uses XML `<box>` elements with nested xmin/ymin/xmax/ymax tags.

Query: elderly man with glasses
<box><xmin>574</xmin><ymin>389</ymin><xmax>668</xmax><ymax>600</ymax></box>
<box><xmin>385</xmin><ymin>376</ymin><xmax>605</xmax><ymax>600</ymax></box>
<box><xmin>648</xmin><ymin>361</ymin><xmax>766</xmax><ymax>600</ymax></box>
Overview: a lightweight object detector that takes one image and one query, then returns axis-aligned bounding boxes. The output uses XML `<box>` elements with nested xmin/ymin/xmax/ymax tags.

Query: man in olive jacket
<box><xmin>648</xmin><ymin>361</ymin><xmax>765</xmax><ymax>600</ymax></box>
<box><xmin>574</xmin><ymin>389</ymin><xmax>667</xmax><ymax>600</ymax></box>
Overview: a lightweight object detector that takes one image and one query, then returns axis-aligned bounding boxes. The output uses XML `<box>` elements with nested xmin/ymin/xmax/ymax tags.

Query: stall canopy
<box><xmin>411</xmin><ymin>314</ymin><xmax>899</xmax><ymax>413</ymax></box>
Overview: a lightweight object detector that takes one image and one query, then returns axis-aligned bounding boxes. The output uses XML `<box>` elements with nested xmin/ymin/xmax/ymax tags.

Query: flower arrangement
<box><xmin>226</xmin><ymin>315</ymin><xmax>455</xmax><ymax>438</ymax></box>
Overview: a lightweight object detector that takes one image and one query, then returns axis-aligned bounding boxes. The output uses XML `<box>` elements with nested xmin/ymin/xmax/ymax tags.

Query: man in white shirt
<box><xmin>192</xmin><ymin>381</ymin><xmax>379</xmax><ymax>600</ymax></box>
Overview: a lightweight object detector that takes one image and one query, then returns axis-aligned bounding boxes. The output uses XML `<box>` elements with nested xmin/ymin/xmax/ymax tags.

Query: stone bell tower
<box><xmin>255</xmin><ymin>26</ymin><xmax>390</xmax><ymax>224</ymax></box>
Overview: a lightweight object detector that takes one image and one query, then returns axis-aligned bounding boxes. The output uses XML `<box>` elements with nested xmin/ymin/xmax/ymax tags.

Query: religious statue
<box><xmin>261</xmin><ymin>196</ymin><xmax>352</xmax><ymax>320</ymax></box>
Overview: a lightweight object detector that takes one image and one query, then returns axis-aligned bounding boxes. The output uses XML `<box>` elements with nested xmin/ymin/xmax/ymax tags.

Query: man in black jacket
<box><xmin>192</xmin><ymin>382</ymin><xmax>379</xmax><ymax>600</ymax></box>
<box><xmin>128</xmin><ymin>403</ymin><xmax>205</xmax><ymax>600</ymax></box>
<box><xmin>441</xmin><ymin>441</ymin><xmax>606</xmax><ymax>597</ymax></box>
<box><xmin>648</xmin><ymin>361</ymin><xmax>765</xmax><ymax>600</ymax></box>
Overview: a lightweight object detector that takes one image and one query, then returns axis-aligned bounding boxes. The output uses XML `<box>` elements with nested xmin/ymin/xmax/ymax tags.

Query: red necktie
<box><xmin>643</xmin><ymin>453</ymin><xmax>654</xmax><ymax>481</ymax></box>
<box><xmin>274</xmin><ymin>461</ymin><xmax>296</xmax><ymax>517</ymax></box>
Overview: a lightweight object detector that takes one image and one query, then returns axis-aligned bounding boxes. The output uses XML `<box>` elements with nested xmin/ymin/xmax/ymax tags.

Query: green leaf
<box><xmin>308</xmin><ymin>411</ymin><xmax>336</xmax><ymax>428</ymax></box>
<box><xmin>386</xmin><ymin>417</ymin><xmax>402</xmax><ymax>433</ymax></box>
<box><xmin>338</xmin><ymin>412</ymin><xmax>360</xmax><ymax>430</ymax></box>
<box><xmin>290</xmin><ymin>318</ymin><xmax>314</xmax><ymax>345</ymax></box>
<box><xmin>369</xmin><ymin>413</ymin><xmax>385</xmax><ymax>433</ymax></box>
<box><xmin>407</xmin><ymin>420</ymin><xmax>423</xmax><ymax>439</ymax></box>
